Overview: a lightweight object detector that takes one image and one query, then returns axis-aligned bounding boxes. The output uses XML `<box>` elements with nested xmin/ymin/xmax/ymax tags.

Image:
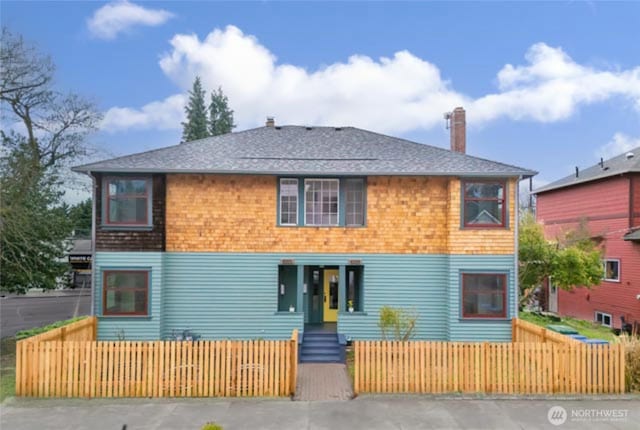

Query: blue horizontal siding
<box><xmin>94</xmin><ymin>252</ymin><xmax>163</xmax><ymax>340</ymax></box>
<box><xmin>94</xmin><ymin>252</ymin><xmax>517</xmax><ymax>342</ymax></box>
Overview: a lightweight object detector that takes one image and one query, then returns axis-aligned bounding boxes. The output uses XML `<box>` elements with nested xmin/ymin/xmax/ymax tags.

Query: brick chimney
<box><xmin>265</xmin><ymin>117</ymin><xmax>275</xmax><ymax>127</ymax></box>
<box><xmin>449</xmin><ymin>107</ymin><xmax>466</xmax><ymax>154</ymax></box>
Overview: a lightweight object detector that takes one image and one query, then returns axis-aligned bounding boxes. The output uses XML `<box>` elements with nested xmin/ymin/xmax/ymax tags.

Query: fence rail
<box><xmin>19</xmin><ymin>317</ymin><xmax>97</xmax><ymax>343</ymax></box>
<box><xmin>512</xmin><ymin>318</ymin><xmax>579</xmax><ymax>345</ymax></box>
<box><xmin>354</xmin><ymin>341</ymin><xmax>625</xmax><ymax>395</ymax></box>
<box><xmin>16</xmin><ymin>338</ymin><xmax>296</xmax><ymax>398</ymax></box>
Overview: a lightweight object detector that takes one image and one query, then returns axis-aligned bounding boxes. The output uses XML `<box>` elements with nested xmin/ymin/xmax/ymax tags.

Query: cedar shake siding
<box><xmin>94</xmin><ymin>173</ymin><xmax>166</xmax><ymax>252</ymax></box>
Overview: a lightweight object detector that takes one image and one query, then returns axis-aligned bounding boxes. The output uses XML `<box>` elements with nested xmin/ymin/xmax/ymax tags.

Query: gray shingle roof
<box><xmin>535</xmin><ymin>146</ymin><xmax>640</xmax><ymax>194</ymax></box>
<box><xmin>73</xmin><ymin>126</ymin><xmax>536</xmax><ymax>177</ymax></box>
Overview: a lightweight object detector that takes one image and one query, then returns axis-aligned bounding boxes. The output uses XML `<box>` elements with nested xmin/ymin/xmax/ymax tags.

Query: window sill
<box><xmin>273</xmin><ymin>311</ymin><xmax>303</xmax><ymax>316</ymax></box>
<box><xmin>339</xmin><ymin>311</ymin><xmax>368</xmax><ymax>316</ymax></box>
<box><xmin>98</xmin><ymin>315</ymin><xmax>153</xmax><ymax>320</ymax></box>
<box><xmin>460</xmin><ymin>225</ymin><xmax>508</xmax><ymax>230</ymax></box>
<box><xmin>458</xmin><ymin>317</ymin><xmax>509</xmax><ymax>322</ymax></box>
<box><xmin>100</xmin><ymin>225</ymin><xmax>153</xmax><ymax>231</ymax></box>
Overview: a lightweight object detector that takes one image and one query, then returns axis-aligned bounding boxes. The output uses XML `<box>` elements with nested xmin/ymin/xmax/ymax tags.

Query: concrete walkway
<box><xmin>1</xmin><ymin>396</ymin><xmax>638</xmax><ymax>429</ymax></box>
<box><xmin>293</xmin><ymin>363</ymin><xmax>353</xmax><ymax>401</ymax></box>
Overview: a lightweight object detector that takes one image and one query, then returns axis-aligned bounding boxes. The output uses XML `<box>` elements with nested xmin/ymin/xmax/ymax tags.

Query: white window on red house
<box><xmin>595</xmin><ymin>311</ymin><xmax>612</xmax><ymax>327</ymax></box>
<box><xmin>603</xmin><ymin>259</ymin><xmax>620</xmax><ymax>282</ymax></box>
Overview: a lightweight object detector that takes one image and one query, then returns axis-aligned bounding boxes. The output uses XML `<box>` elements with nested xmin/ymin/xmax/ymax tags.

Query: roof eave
<box><xmin>72</xmin><ymin>166</ymin><xmax>536</xmax><ymax>177</ymax></box>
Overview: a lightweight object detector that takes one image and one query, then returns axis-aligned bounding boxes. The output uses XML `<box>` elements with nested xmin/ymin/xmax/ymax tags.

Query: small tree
<box><xmin>208</xmin><ymin>87</ymin><xmax>236</xmax><ymax>136</ymax></box>
<box><xmin>378</xmin><ymin>306</ymin><xmax>418</xmax><ymax>341</ymax></box>
<box><xmin>181</xmin><ymin>76</ymin><xmax>208</xmax><ymax>142</ymax></box>
<box><xmin>518</xmin><ymin>212</ymin><xmax>603</xmax><ymax>308</ymax></box>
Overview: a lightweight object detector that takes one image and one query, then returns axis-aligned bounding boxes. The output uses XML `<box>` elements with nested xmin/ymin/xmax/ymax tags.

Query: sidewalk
<box><xmin>2</xmin><ymin>396</ymin><xmax>639</xmax><ymax>429</ymax></box>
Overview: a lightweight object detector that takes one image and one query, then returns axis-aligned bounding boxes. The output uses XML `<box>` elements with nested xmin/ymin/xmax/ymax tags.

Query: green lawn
<box><xmin>519</xmin><ymin>311</ymin><xmax>617</xmax><ymax>341</ymax></box>
<box><xmin>0</xmin><ymin>337</ymin><xmax>16</xmax><ymax>402</ymax></box>
<box><xmin>1</xmin><ymin>316</ymin><xmax>88</xmax><ymax>402</ymax></box>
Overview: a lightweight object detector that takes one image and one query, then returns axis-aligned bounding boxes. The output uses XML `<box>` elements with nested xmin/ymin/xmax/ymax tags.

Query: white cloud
<box><xmin>102</xmin><ymin>94</ymin><xmax>186</xmax><ymax>131</ymax></box>
<box><xmin>87</xmin><ymin>1</ymin><xmax>174</xmax><ymax>40</ymax></box>
<box><xmin>597</xmin><ymin>133</ymin><xmax>640</xmax><ymax>159</ymax></box>
<box><xmin>101</xmin><ymin>26</ymin><xmax>640</xmax><ymax>133</ymax></box>
<box><xmin>471</xmin><ymin>43</ymin><xmax>640</xmax><ymax>123</ymax></box>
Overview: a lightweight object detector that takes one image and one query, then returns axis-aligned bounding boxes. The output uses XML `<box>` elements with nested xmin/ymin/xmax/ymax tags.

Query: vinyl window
<box><xmin>603</xmin><ymin>259</ymin><xmax>620</xmax><ymax>282</ymax></box>
<box><xmin>305</xmin><ymin>179</ymin><xmax>339</xmax><ymax>226</ymax></box>
<box><xmin>595</xmin><ymin>311</ymin><xmax>612</xmax><ymax>327</ymax></box>
<box><xmin>279</xmin><ymin>179</ymin><xmax>298</xmax><ymax>225</ymax></box>
<box><xmin>462</xmin><ymin>273</ymin><xmax>507</xmax><ymax>318</ymax></box>
<box><xmin>103</xmin><ymin>270</ymin><xmax>149</xmax><ymax>316</ymax></box>
<box><xmin>462</xmin><ymin>180</ymin><xmax>506</xmax><ymax>228</ymax></box>
<box><xmin>104</xmin><ymin>177</ymin><xmax>151</xmax><ymax>226</ymax></box>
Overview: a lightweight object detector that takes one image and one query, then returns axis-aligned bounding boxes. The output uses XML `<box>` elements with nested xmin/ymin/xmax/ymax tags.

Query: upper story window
<box><xmin>462</xmin><ymin>180</ymin><xmax>506</xmax><ymax>228</ymax></box>
<box><xmin>305</xmin><ymin>179</ymin><xmax>339</xmax><ymax>226</ymax></box>
<box><xmin>345</xmin><ymin>179</ymin><xmax>365</xmax><ymax>226</ymax></box>
<box><xmin>103</xmin><ymin>270</ymin><xmax>149</xmax><ymax>316</ymax></box>
<box><xmin>278</xmin><ymin>177</ymin><xmax>366</xmax><ymax>227</ymax></box>
<box><xmin>104</xmin><ymin>177</ymin><xmax>151</xmax><ymax>226</ymax></box>
<box><xmin>603</xmin><ymin>259</ymin><xmax>620</xmax><ymax>282</ymax></box>
<box><xmin>461</xmin><ymin>273</ymin><xmax>507</xmax><ymax>319</ymax></box>
<box><xmin>279</xmin><ymin>179</ymin><xmax>298</xmax><ymax>225</ymax></box>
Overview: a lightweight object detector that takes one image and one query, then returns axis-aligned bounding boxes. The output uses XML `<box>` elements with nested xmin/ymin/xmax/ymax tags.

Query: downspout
<box><xmin>513</xmin><ymin>176</ymin><xmax>522</xmax><ymax>319</ymax></box>
<box><xmin>89</xmin><ymin>171</ymin><xmax>96</xmax><ymax>317</ymax></box>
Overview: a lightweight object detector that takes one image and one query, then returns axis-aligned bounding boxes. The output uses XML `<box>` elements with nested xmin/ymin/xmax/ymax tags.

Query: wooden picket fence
<box><xmin>16</xmin><ymin>330</ymin><xmax>299</xmax><ymax>398</ymax></box>
<box><xmin>353</xmin><ymin>341</ymin><xmax>625</xmax><ymax>394</ymax></box>
<box><xmin>512</xmin><ymin>318</ymin><xmax>580</xmax><ymax>345</ymax></box>
<box><xmin>19</xmin><ymin>317</ymin><xmax>97</xmax><ymax>343</ymax></box>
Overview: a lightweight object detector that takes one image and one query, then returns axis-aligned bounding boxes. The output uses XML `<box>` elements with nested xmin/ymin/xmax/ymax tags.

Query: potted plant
<box><xmin>348</xmin><ymin>300</ymin><xmax>355</xmax><ymax>313</ymax></box>
<box><xmin>289</xmin><ymin>304</ymin><xmax>295</xmax><ymax>312</ymax></box>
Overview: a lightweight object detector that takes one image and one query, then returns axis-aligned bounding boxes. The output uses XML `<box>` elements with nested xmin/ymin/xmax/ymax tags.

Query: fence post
<box><xmin>60</xmin><ymin>327</ymin><xmax>66</xmax><ymax>342</ymax></box>
<box><xmin>511</xmin><ymin>318</ymin><xmax>517</xmax><ymax>342</ymax></box>
<box><xmin>92</xmin><ymin>317</ymin><xmax>98</xmax><ymax>341</ymax></box>
<box><xmin>541</xmin><ymin>327</ymin><xmax>546</xmax><ymax>343</ymax></box>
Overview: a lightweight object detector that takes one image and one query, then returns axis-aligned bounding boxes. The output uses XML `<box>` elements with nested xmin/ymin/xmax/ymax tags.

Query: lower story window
<box><xmin>103</xmin><ymin>270</ymin><xmax>149</xmax><ymax>316</ymax></box>
<box><xmin>346</xmin><ymin>266</ymin><xmax>363</xmax><ymax>311</ymax></box>
<box><xmin>462</xmin><ymin>273</ymin><xmax>507</xmax><ymax>318</ymax></box>
<box><xmin>595</xmin><ymin>311</ymin><xmax>612</xmax><ymax>327</ymax></box>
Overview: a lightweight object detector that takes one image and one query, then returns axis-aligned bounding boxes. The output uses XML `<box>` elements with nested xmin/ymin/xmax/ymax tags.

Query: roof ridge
<box><xmin>349</xmin><ymin>126</ymin><xmax>534</xmax><ymax>174</ymax></box>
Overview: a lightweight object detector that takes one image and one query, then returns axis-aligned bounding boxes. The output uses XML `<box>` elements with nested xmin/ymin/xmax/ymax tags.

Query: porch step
<box><xmin>300</xmin><ymin>332</ymin><xmax>344</xmax><ymax>363</ymax></box>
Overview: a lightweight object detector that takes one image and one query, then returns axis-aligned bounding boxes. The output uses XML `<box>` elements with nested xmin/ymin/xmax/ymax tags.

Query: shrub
<box><xmin>15</xmin><ymin>317</ymin><xmax>86</xmax><ymax>340</ymax></box>
<box><xmin>378</xmin><ymin>306</ymin><xmax>418</xmax><ymax>341</ymax></box>
<box><xmin>201</xmin><ymin>423</ymin><xmax>223</xmax><ymax>430</ymax></box>
<box><xmin>617</xmin><ymin>334</ymin><xmax>640</xmax><ymax>392</ymax></box>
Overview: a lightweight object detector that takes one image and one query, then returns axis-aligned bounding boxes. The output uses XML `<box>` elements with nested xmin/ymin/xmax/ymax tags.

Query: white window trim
<box><xmin>595</xmin><ymin>311</ymin><xmax>612</xmax><ymax>327</ymax></box>
<box><xmin>279</xmin><ymin>178</ymin><xmax>298</xmax><ymax>226</ymax></box>
<box><xmin>304</xmin><ymin>178</ymin><xmax>340</xmax><ymax>227</ymax></box>
<box><xmin>603</xmin><ymin>258</ymin><xmax>621</xmax><ymax>282</ymax></box>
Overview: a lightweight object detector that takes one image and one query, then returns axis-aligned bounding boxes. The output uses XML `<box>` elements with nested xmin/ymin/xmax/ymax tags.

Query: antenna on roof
<box><xmin>443</xmin><ymin>112</ymin><xmax>452</xmax><ymax>130</ymax></box>
<box><xmin>599</xmin><ymin>157</ymin><xmax>604</xmax><ymax>169</ymax></box>
<box><xmin>575</xmin><ymin>166</ymin><xmax>579</xmax><ymax>178</ymax></box>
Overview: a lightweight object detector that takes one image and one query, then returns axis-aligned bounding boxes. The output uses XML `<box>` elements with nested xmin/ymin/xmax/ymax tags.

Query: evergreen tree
<box><xmin>208</xmin><ymin>87</ymin><xmax>236</xmax><ymax>136</ymax></box>
<box><xmin>68</xmin><ymin>198</ymin><xmax>92</xmax><ymax>238</ymax></box>
<box><xmin>181</xmin><ymin>76</ymin><xmax>209</xmax><ymax>142</ymax></box>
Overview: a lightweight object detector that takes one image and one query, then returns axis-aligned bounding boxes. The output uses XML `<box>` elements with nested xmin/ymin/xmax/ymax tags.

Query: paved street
<box><xmin>0</xmin><ymin>291</ymin><xmax>91</xmax><ymax>338</ymax></box>
<box><xmin>1</xmin><ymin>396</ymin><xmax>639</xmax><ymax>430</ymax></box>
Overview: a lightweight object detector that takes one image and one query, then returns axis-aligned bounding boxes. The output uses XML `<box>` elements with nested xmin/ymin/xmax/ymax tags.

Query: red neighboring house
<box><xmin>535</xmin><ymin>147</ymin><xmax>640</xmax><ymax>331</ymax></box>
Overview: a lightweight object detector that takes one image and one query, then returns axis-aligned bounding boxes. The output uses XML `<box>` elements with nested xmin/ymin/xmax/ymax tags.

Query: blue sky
<box><xmin>2</xmin><ymin>1</ymin><xmax>639</xmax><ymax>201</ymax></box>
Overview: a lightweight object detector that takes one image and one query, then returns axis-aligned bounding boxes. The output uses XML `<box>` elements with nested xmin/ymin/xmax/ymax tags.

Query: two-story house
<box><xmin>73</xmin><ymin>107</ymin><xmax>535</xmax><ymax>348</ymax></box>
<box><xmin>535</xmin><ymin>147</ymin><xmax>640</xmax><ymax>332</ymax></box>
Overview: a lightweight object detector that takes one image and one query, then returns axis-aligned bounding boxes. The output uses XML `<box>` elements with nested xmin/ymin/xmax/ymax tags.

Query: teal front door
<box><xmin>308</xmin><ymin>267</ymin><xmax>323</xmax><ymax>323</ymax></box>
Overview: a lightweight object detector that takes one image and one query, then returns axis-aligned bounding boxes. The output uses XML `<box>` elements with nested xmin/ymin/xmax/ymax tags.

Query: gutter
<box><xmin>88</xmin><ymin>171</ymin><xmax>96</xmax><ymax>317</ymax></box>
<box><xmin>514</xmin><ymin>175</ymin><xmax>522</xmax><ymax>319</ymax></box>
